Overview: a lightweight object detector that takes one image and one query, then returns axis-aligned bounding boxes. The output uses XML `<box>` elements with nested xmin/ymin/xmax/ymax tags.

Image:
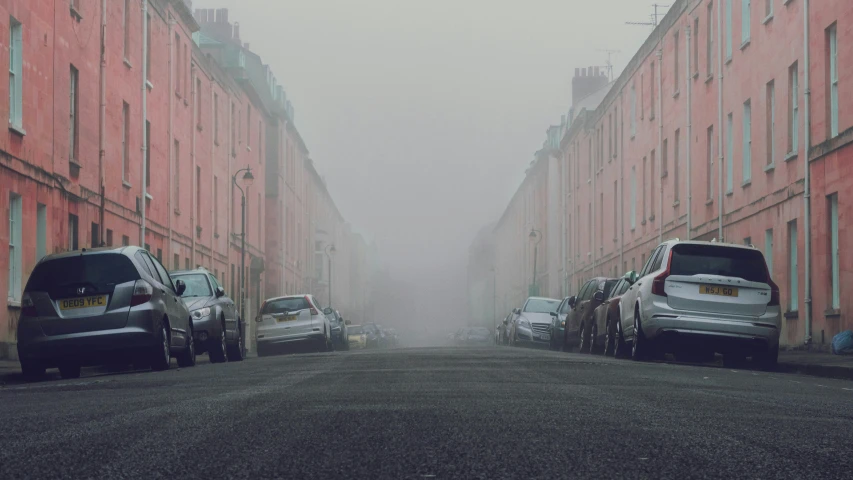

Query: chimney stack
<box><xmin>571</xmin><ymin>64</ymin><xmax>610</xmax><ymax>106</ymax></box>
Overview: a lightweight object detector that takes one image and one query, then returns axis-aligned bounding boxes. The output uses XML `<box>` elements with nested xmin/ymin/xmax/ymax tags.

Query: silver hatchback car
<box><xmin>617</xmin><ymin>240</ymin><xmax>781</xmax><ymax>368</ymax></box>
<box><xmin>17</xmin><ymin>247</ymin><xmax>196</xmax><ymax>379</ymax></box>
<box><xmin>255</xmin><ymin>295</ymin><xmax>333</xmax><ymax>355</ymax></box>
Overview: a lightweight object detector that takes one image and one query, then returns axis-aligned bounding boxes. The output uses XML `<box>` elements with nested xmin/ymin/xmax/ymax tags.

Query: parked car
<box><xmin>347</xmin><ymin>325</ymin><xmax>368</xmax><ymax>349</ymax></box>
<box><xmin>255</xmin><ymin>295</ymin><xmax>333</xmax><ymax>356</ymax></box>
<box><xmin>17</xmin><ymin>246</ymin><xmax>195</xmax><ymax>380</ymax></box>
<box><xmin>463</xmin><ymin>327</ymin><xmax>492</xmax><ymax>345</ymax></box>
<box><xmin>170</xmin><ymin>268</ymin><xmax>244</xmax><ymax>363</ymax></box>
<box><xmin>589</xmin><ymin>272</ymin><xmax>637</xmax><ymax>356</ymax></box>
<box><xmin>617</xmin><ymin>240</ymin><xmax>781</xmax><ymax>368</ymax></box>
<box><xmin>497</xmin><ymin>314</ymin><xmax>512</xmax><ymax>345</ymax></box>
<box><xmin>563</xmin><ymin>277</ymin><xmax>618</xmax><ymax>353</ymax></box>
<box><xmin>509</xmin><ymin>297</ymin><xmax>561</xmax><ymax>347</ymax></box>
<box><xmin>385</xmin><ymin>328</ymin><xmax>399</xmax><ymax>347</ymax></box>
<box><xmin>549</xmin><ymin>297</ymin><xmax>573</xmax><ymax>351</ymax></box>
<box><xmin>325</xmin><ymin>309</ymin><xmax>350</xmax><ymax>351</ymax></box>
<box><xmin>363</xmin><ymin>323</ymin><xmax>386</xmax><ymax>348</ymax></box>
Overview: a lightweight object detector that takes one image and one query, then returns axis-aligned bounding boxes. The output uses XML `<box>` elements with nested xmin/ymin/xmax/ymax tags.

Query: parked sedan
<box><xmin>589</xmin><ymin>272</ymin><xmax>637</xmax><ymax>356</ymax></box>
<box><xmin>17</xmin><ymin>246</ymin><xmax>195</xmax><ymax>380</ymax></box>
<box><xmin>563</xmin><ymin>277</ymin><xmax>619</xmax><ymax>353</ymax></box>
<box><xmin>171</xmin><ymin>268</ymin><xmax>244</xmax><ymax>362</ymax></box>
<box><xmin>549</xmin><ymin>297</ymin><xmax>572</xmax><ymax>351</ymax></box>
<box><xmin>510</xmin><ymin>297</ymin><xmax>561</xmax><ymax>347</ymax></box>
<box><xmin>325</xmin><ymin>309</ymin><xmax>350</xmax><ymax>351</ymax></box>
<box><xmin>255</xmin><ymin>295</ymin><xmax>333</xmax><ymax>356</ymax></box>
<box><xmin>462</xmin><ymin>327</ymin><xmax>492</xmax><ymax>345</ymax></box>
<box><xmin>347</xmin><ymin>325</ymin><xmax>368</xmax><ymax>349</ymax></box>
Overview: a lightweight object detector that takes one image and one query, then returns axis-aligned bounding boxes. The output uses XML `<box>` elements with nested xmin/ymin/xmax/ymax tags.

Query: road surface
<box><xmin>1</xmin><ymin>346</ymin><xmax>851</xmax><ymax>479</ymax></box>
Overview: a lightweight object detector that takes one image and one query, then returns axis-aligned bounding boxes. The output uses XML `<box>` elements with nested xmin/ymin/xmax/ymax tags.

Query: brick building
<box><xmin>0</xmin><ymin>1</ymin><xmax>373</xmax><ymax>359</ymax></box>
<box><xmin>488</xmin><ymin>0</ymin><xmax>853</xmax><ymax>349</ymax></box>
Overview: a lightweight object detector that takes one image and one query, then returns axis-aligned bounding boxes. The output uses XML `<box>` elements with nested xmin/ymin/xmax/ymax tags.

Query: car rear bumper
<box><xmin>257</xmin><ymin>332</ymin><xmax>325</xmax><ymax>347</ymax></box>
<box><xmin>643</xmin><ymin>311</ymin><xmax>781</xmax><ymax>353</ymax></box>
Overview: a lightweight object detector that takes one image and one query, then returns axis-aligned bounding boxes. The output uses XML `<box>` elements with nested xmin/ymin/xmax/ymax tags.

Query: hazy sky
<box><xmin>196</xmin><ymin>0</ymin><xmax>661</xmax><ymax>283</ymax></box>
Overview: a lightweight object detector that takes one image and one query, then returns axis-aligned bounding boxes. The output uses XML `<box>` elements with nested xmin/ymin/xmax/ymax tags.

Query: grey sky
<box><xmin>196</xmin><ymin>0</ymin><xmax>661</xmax><ymax>301</ymax></box>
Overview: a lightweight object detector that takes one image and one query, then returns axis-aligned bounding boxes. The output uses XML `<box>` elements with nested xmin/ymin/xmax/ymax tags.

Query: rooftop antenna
<box><xmin>625</xmin><ymin>3</ymin><xmax>670</xmax><ymax>29</ymax></box>
<box><xmin>596</xmin><ymin>49</ymin><xmax>621</xmax><ymax>81</ymax></box>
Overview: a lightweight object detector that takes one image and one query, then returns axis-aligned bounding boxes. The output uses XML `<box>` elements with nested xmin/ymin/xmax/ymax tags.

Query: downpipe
<box><xmin>803</xmin><ymin>0</ymin><xmax>812</xmax><ymax>346</ymax></box>
<box><xmin>717</xmin><ymin>0</ymin><xmax>725</xmax><ymax>241</ymax></box>
<box><xmin>686</xmin><ymin>24</ymin><xmax>693</xmax><ymax>240</ymax></box>
<box><xmin>140</xmin><ymin>0</ymin><xmax>149</xmax><ymax>246</ymax></box>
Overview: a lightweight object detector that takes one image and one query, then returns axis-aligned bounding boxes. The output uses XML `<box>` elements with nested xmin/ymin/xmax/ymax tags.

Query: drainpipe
<box><xmin>140</xmin><ymin>0</ymin><xmax>148</xmax><ymax>247</ymax></box>
<box><xmin>716</xmin><ymin>0</ymin><xmax>725</xmax><ymax>241</ymax></box>
<box><xmin>592</xmin><ymin>131</ymin><xmax>597</xmax><ymax>277</ymax></box>
<box><xmin>657</xmin><ymin>44</ymin><xmax>664</xmax><ymax>245</ymax></box>
<box><xmin>620</xmin><ymin>90</ymin><xmax>625</xmax><ymax>271</ymax></box>
<box><xmin>686</xmin><ymin>24</ymin><xmax>693</xmax><ymax>240</ymax></box>
<box><xmin>167</xmin><ymin>15</ymin><xmax>174</xmax><ymax>265</ymax></box>
<box><xmin>98</xmin><ymin>0</ymin><xmax>106</xmax><ymax>245</ymax></box>
<box><xmin>803</xmin><ymin>0</ymin><xmax>812</xmax><ymax>346</ymax></box>
<box><xmin>190</xmin><ymin>65</ymin><xmax>197</xmax><ymax>267</ymax></box>
<box><xmin>561</xmin><ymin>145</ymin><xmax>567</xmax><ymax>296</ymax></box>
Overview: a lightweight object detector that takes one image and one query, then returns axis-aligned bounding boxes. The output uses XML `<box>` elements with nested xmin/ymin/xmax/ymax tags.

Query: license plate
<box><xmin>59</xmin><ymin>295</ymin><xmax>107</xmax><ymax>311</ymax></box>
<box><xmin>699</xmin><ymin>285</ymin><xmax>739</xmax><ymax>297</ymax></box>
<box><xmin>538</xmin><ymin>333</ymin><xmax>550</xmax><ymax>340</ymax></box>
<box><xmin>276</xmin><ymin>315</ymin><xmax>297</xmax><ymax>323</ymax></box>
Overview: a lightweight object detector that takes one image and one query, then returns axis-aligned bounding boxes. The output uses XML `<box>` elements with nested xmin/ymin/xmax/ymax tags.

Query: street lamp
<box><xmin>529</xmin><ymin>228</ymin><xmax>542</xmax><ymax>297</ymax></box>
<box><xmin>325</xmin><ymin>244</ymin><xmax>336</xmax><ymax>307</ymax></box>
<box><xmin>232</xmin><ymin>167</ymin><xmax>254</xmax><ymax>326</ymax></box>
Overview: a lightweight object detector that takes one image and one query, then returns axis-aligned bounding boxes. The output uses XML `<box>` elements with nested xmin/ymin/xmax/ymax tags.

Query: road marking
<box><xmin>815</xmin><ymin>384</ymin><xmax>829</xmax><ymax>388</ymax></box>
<box><xmin>842</xmin><ymin>388</ymin><xmax>853</xmax><ymax>392</ymax></box>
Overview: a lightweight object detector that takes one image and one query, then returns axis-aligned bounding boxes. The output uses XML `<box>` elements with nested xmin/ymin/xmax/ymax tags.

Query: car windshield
<box><xmin>172</xmin><ymin>274</ymin><xmax>211</xmax><ymax>297</ymax></box>
<box><xmin>262</xmin><ymin>297</ymin><xmax>310</xmax><ymax>314</ymax></box>
<box><xmin>670</xmin><ymin>245</ymin><xmax>769</xmax><ymax>283</ymax></box>
<box><xmin>26</xmin><ymin>254</ymin><xmax>139</xmax><ymax>293</ymax></box>
<box><xmin>523</xmin><ymin>298</ymin><xmax>560</xmax><ymax>313</ymax></box>
<box><xmin>348</xmin><ymin>326</ymin><xmax>363</xmax><ymax>335</ymax></box>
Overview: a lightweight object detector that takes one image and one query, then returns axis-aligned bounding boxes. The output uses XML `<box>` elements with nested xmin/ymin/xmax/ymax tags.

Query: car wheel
<box><xmin>226</xmin><ymin>321</ymin><xmax>245</xmax><ymax>362</ymax></box>
<box><xmin>631</xmin><ymin>312</ymin><xmax>649</xmax><ymax>361</ymax></box>
<box><xmin>209</xmin><ymin>320</ymin><xmax>227</xmax><ymax>364</ymax></box>
<box><xmin>754</xmin><ymin>344</ymin><xmax>778</xmax><ymax>371</ymax></box>
<box><xmin>579</xmin><ymin>323</ymin><xmax>590</xmax><ymax>354</ymax></box>
<box><xmin>20</xmin><ymin>359</ymin><xmax>46</xmax><ymax>381</ymax></box>
<box><xmin>589</xmin><ymin>324</ymin><xmax>599</xmax><ymax>354</ymax></box>
<box><xmin>603</xmin><ymin>317</ymin><xmax>615</xmax><ymax>356</ymax></box>
<box><xmin>150</xmin><ymin>323</ymin><xmax>171</xmax><ymax>371</ymax></box>
<box><xmin>614</xmin><ymin>320</ymin><xmax>628</xmax><ymax>358</ymax></box>
<box><xmin>58</xmin><ymin>362</ymin><xmax>81</xmax><ymax>379</ymax></box>
<box><xmin>177</xmin><ymin>328</ymin><xmax>196</xmax><ymax>368</ymax></box>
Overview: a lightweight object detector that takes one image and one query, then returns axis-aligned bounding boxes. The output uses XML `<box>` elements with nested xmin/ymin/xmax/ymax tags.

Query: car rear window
<box><xmin>669</xmin><ymin>244</ymin><xmax>769</xmax><ymax>283</ymax></box>
<box><xmin>262</xmin><ymin>297</ymin><xmax>310</xmax><ymax>314</ymax></box>
<box><xmin>26</xmin><ymin>254</ymin><xmax>139</xmax><ymax>292</ymax></box>
<box><xmin>172</xmin><ymin>274</ymin><xmax>212</xmax><ymax>297</ymax></box>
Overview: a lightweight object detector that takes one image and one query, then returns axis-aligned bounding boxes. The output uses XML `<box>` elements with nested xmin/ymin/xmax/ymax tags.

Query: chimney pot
<box><xmin>574</xmin><ymin>68</ymin><xmax>579</xmax><ymax>76</ymax></box>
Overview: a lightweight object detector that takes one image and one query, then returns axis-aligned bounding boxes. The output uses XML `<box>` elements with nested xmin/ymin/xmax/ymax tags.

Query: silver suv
<box><xmin>616</xmin><ymin>240</ymin><xmax>781</xmax><ymax>368</ymax></box>
<box><xmin>17</xmin><ymin>247</ymin><xmax>196</xmax><ymax>379</ymax></box>
<box><xmin>255</xmin><ymin>295</ymin><xmax>333</xmax><ymax>355</ymax></box>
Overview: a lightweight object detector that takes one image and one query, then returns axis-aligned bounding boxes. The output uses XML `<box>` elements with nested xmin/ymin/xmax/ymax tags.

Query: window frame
<box><xmin>9</xmin><ymin>16</ymin><xmax>23</xmax><ymax>130</ymax></box>
<box><xmin>7</xmin><ymin>193</ymin><xmax>22</xmax><ymax>302</ymax></box>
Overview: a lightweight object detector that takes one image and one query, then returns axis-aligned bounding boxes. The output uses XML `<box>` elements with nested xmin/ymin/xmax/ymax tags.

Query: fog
<box><xmin>196</xmin><ymin>0</ymin><xmax>661</xmax><ymax>336</ymax></box>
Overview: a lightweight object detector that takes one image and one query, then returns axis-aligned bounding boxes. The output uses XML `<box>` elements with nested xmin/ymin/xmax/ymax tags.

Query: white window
<box><xmin>788</xmin><ymin>220</ymin><xmax>798</xmax><ymax>311</ymax></box>
<box><xmin>8</xmin><ymin>193</ymin><xmax>22</xmax><ymax>302</ymax></box>
<box><xmin>767</xmin><ymin>80</ymin><xmax>775</xmax><ymax>165</ymax></box>
<box><xmin>828</xmin><ymin>24</ymin><xmax>839</xmax><ymax>138</ymax></box>
<box><xmin>36</xmin><ymin>203</ymin><xmax>46</xmax><ymax>260</ymax></box>
<box><xmin>743</xmin><ymin>100</ymin><xmax>752</xmax><ymax>183</ymax></box>
<box><xmin>726</xmin><ymin>113</ymin><xmax>734</xmax><ymax>192</ymax></box>
<box><xmin>742</xmin><ymin>0</ymin><xmax>751</xmax><ymax>44</ymax></box>
<box><xmin>9</xmin><ymin>17</ymin><xmax>23</xmax><ymax>129</ymax></box>
<box><xmin>829</xmin><ymin>194</ymin><xmax>840</xmax><ymax>309</ymax></box>
<box><xmin>789</xmin><ymin>62</ymin><xmax>799</xmax><ymax>154</ymax></box>
<box><xmin>764</xmin><ymin>228</ymin><xmax>773</xmax><ymax>277</ymax></box>
<box><xmin>630</xmin><ymin>167</ymin><xmax>637</xmax><ymax>229</ymax></box>
<box><xmin>630</xmin><ymin>83</ymin><xmax>637</xmax><ymax>136</ymax></box>
<box><xmin>725</xmin><ymin>0</ymin><xmax>733</xmax><ymax>59</ymax></box>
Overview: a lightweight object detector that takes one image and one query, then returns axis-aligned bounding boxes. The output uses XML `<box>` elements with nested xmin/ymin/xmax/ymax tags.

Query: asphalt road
<box><xmin>1</xmin><ymin>346</ymin><xmax>852</xmax><ymax>479</ymax></box>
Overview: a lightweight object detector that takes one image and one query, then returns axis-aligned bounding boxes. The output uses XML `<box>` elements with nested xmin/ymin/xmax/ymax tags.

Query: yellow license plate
<box><xmin>699</xmin><ymin>285</ymin><xmax>739</xmax><ymax>297</ymax></box>
<box><xmin>59</xmin><ymin>295</ymin><xmax>108</xmax><ymax>310</ymax></box>
<box><xmin>276</xmin><ymin>315</ymin><xmax>297</xmax><ymax>323</ymax></box>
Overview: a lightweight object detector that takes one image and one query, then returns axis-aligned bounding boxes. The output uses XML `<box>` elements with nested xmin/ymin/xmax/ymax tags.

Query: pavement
<box><xmin>1</xmin><ymin>346</ymin><xmax>852</xmax><ymax>479</ymax></box>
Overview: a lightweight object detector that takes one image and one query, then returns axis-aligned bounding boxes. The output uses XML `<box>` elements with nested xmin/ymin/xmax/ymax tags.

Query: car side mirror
<box><xmin>593</xmin><ymin>291</ymin><xmax>605</xmax><ymax>302</ymax></box>
<box><xmin>513</xmin><ymin>308</ymin><xmax>521</xmax><ymax>315</ymax></box>
<box><xmin>215</xmin><ymin>286</ymin><xmax>225</xmax><ymax>298</ymax></box>
<box><xmin>549</xmin><ymin>311</ymin><xmax>558</xmax><ymax>317</ymax></box>
<box><xmin>624</xmin><ymin>271</ymin><xmax>639</xmax><ymax>285</ymax></box>
<box><xmin>323</xmin><ymin>307</ymin><xmax>333</xmax><ymax>315</ymax></box>
<box><xmin>175</xmin><ymin>279</ymin><xmax>187</xmax><ymax>296</ymax></box>
<box><xmin>568</xmin><ymin>296</ymin><xmax>577</xmax><ymax>308</ymax></box>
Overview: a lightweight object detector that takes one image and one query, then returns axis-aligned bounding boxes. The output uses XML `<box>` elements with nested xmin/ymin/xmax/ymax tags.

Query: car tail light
<box><xmin>130</xmin><ymin>279</ymin><xmax>154</xmax><ymax>307</ymax></box>
<box><xmin>767</xmin><ymin>278</ymin><xmax>780</xmax><ymax>306</ymax></box>
<box><xmin>651</xmin><ymin>250</ymin><xmax>673</xmax><ymax>297</ymax></box>
<box><xmin>305</xmin><ymin>296</ymin><xmax>319</xmax><ymax>316</ymax></box>
<box><xmin>21</xmin><ymin>293</ymin><xmax>37</xmax><ymax>317</ymax></box>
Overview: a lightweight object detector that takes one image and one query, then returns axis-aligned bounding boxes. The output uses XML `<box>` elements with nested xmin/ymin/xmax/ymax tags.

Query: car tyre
<box><xmin>631</xmin><ymin>312</ymin><xmax>650</xmax><ymax>361</ymax></box>
<box><xmin>589</xmin><ymin>324</ymin><xmax>599</xmax><ymax>354</ymax></box>
<box><xmin>209</xmin><ymin>320</ymin><xmax>228</xmax><ymax>363</ymax></box>
<box><xmin>177</xmin><ymin>328</ymin><xmax>196</xmax><ymax>368</ymax></box>
<box><xmin>614</xmin><ymin>320</ymin><xmax>628</xmax><ymax>358</ymax></box>
<box><xmin>754</xmin><ymin>344</ymin><xmax>779</xmax><ymax>371</ymax></box>
<box><xmin>226</xmin><ymin>320</ymin><xmax>245</xmax><ymax>362</ymax></box>
<box><xmin>603</xmin><ymin>317</ymin><xmax>615</xmax><ymax>356</ymax></box>
<box><xmin>58</xmin><ymin>362</ymin><xmax>81</xmax><ymax>379</ymax></box>
<box><xmin>579</xmin><ymin>323</ymin><xmax>591</xmax><ymax>354</ymax></box>
<box><xmin>150</xmin><ymin>323</ymin><xmax>171</xmax><ymax>372</ymax></box>
<box><xmin>20</xmin><ymin>359</ymin><xmax>46</xmax><ymax>381</ymax></box>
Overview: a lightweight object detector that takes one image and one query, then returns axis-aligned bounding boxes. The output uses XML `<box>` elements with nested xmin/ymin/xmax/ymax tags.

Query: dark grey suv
<box><xmin>17</xmin><ymin>246</ymin><xmax>196</xmax><ymax>379</ymax></box>
<box><xmin>170</xmin><ymin>268</ymin><xmax>245</xmax><ymax>362</ymax></box>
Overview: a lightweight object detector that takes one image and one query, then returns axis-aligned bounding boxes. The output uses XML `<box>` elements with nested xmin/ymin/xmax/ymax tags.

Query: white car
<box><xmin>255</xmin><ymin>295</ymin><xmax>333</xmax><ymax>356</ymax></box>
<box><xmin>616</xmin><ymin>240</ymin><xmax>781</xmax><ymax>368</ymax></box>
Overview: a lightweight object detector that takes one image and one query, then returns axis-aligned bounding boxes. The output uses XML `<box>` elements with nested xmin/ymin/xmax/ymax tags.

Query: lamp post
<box><xmin>232</xmin><ymin>167</ymin><xmax>254</xmax><ymax>325</ymax></box>
<box><xmin>325</xmin><ymin>244</ymin><xmax>336</xmax><ymax>307</ymax></box>
<box><xmin>529</xmin><ymin>228</ymin><xmax>542</xmax><ymax>297</ymax></box>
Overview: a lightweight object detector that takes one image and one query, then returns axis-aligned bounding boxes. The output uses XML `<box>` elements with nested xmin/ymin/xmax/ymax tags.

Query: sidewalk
<box><xmin>777</xmin><ymin>350</ymin><xmax>853</xmax><ymax>381</ymax></box>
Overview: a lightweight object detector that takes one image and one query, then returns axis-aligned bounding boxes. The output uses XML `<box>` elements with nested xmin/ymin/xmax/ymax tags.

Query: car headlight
<box><xmin>560</xmin><ymin>320</ymin><xmax>565</xmax><ymax>328</ymax></box>
<box><xmin>519</xmin><ymin>318</ymin><xmax>531</xmax><ymax>328</ymax></box>
<box><xmin>191</xmin><ymin>307</ymin><xmax>211</xmax><ymax>319</ymax></box>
